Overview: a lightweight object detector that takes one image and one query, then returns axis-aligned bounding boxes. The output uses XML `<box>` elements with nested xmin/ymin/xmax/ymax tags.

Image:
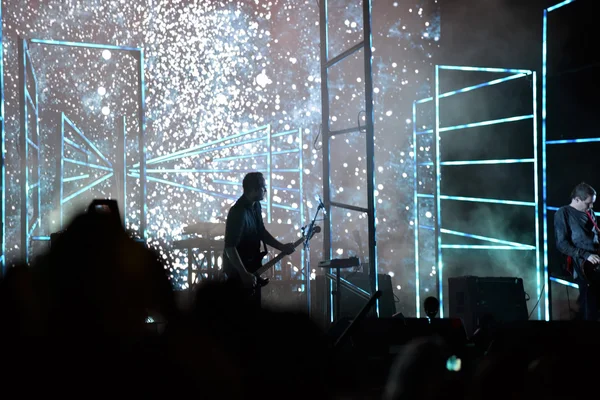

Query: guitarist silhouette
<box><xmin>223</xmin><ymin>172</ymin><xmax>296</xmax><ymax>307</ymax></box>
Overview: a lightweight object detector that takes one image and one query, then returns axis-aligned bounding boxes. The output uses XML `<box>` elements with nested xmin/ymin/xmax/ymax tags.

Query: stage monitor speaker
<box><xmin>448</xmin><ymin>276</ymin><xmax>528</xmax><ymax>337</ymax></box>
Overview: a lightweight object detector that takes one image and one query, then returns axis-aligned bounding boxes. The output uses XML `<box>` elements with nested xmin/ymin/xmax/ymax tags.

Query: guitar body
<box><xmin>582</xmin><ymin>260</ymin><xmax>600</xmax><ymax>284</ymax></box>
<box><xmin>244</xmin><ymin>251</ymin><xmax>271</xmax><ymax>288</ymax></box>
<box><xmin>246</xmin><ymin>225</ymin><xmax>322</xmax><ymax>293</ymax></box>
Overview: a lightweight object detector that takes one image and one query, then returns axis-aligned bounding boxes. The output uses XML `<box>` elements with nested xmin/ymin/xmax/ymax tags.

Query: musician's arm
<box><xmin>554</xmin><ymin>209</ymin><xmax>593</xmax><ymax>260</ymax></box>
<box><xmin>261</xmin><ymin>228</ymin><xmax>286</xmax><ymax>251</ymax></box>
<box><xmin>224</xmin><ymin>247</ymin><xmax>251</xmax><ymax>275</ymax></box>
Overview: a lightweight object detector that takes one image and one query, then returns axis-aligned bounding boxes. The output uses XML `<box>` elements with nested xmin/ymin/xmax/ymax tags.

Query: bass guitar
<box><xmin>246</xmin><ymin>225</ymin><xmax>321</xmax><ymax>289</ymax></box>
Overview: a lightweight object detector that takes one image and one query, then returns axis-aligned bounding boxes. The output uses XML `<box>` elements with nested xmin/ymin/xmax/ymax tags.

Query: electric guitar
<box><xmin>246</xmin><ymin>225</ymin><xmax>321</xmax><ymax>289</ymax></box>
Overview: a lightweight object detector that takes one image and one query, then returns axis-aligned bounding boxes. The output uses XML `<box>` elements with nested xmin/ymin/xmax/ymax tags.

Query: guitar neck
<box><xmin>254</xmin><ymin>237</ymin><xmax>305</xmax><ymax>276</ymax></box>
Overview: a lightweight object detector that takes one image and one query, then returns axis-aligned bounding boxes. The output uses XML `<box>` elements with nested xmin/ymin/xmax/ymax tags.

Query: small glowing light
<box><xmin>102</xmin><ymin>50</ymin><xmax>112</xmax><ymax>60</ymax></box>
<box><xmin>446</xmin><ymin>356</ymin><xmax>462</xmax><ymax>372</ymax></box>
<box><xmin>425</xmin><ymin>211</ymin><xmax>432</xmax><ymax>218</ymax></box>
<box><xmin>97</xmin><ymin>87</ymin><xmax>106</xmax><ymax>96</ymax></box>
<box><xmin>101</xmin><ymin>106</ymin><xmax>110</xmax><ymax>116</ymax></box>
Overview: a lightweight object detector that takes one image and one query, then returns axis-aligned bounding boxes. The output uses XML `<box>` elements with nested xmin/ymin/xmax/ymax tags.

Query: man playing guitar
<box><xmin>555</xmin><ymin>182</ymin><xmax>600</xmax><ymax>321</ymax></box>
<box><xmin>223</xmin><ymin>172</ymin><xmax>295</xmax><ymax>307</ymax></box>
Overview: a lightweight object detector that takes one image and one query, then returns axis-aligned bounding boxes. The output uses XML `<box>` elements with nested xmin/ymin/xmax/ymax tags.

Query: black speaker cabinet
<box><xmin>448</xmin><ymin>276</ymin><xmax>528</xmax><ymax>337</ymax></box>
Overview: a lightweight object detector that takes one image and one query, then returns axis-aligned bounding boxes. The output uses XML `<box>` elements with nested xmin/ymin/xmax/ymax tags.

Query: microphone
<box><xmin>316</xmin><ymin>195</ymin><xmax>326</xmax><ymax>210</ymax></box>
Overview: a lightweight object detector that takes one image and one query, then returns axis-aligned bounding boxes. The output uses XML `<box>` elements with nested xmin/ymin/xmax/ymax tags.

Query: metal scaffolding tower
<box><xmin>319</xmin><ymin>0</ymin><xmax>379</xmax><ymax>322</ymax></box>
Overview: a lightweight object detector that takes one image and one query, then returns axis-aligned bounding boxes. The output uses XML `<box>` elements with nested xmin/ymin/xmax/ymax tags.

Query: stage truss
<box><xmin>414</xmin><ymin>66</ymin><xmax>541</xmax><ymax>318</ymax></box>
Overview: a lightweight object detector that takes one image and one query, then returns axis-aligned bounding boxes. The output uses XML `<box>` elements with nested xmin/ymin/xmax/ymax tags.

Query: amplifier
<box><xmin>448</xmin><ymin>276</ymin><xmax>528</xmax><ymax>337</ymax></box>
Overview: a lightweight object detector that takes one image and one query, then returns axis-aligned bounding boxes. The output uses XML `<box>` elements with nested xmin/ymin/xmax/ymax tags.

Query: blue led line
<box><xmin>420</xmin><ymin>158</ymin><xmax>534</xmax><ymax>166</ymax></box>
<box><xmin>547</xmin><ymin>0</ymin><xmax>576</xmax><ymax>12</ymax></box>
<box><xmin>417</xmin><ymin>193</ymin><xmax>434</xmax><ymax>199</ymax></box>
<box><xmin>441</xmin><ymin>228</ymin><xmax>535</xmax><ymax>249</ymax></box>
<box><xmin>213</xmin><ymin>149</ymin><xmax>298</xmax><ymax>163</ymax></box>
<box><xmin>0</xmin><ymin>0</ymin><xmax>4</xmax><ymax>271</ymax></box>
<box><xmin>413</xmin><ymin>100</ymin><xmax>421</xmax><ymax>317</ymax></box>
<box><xmin>63</xmin><ymin>114</ymin><xmax>113</xmax><ymax>168</ymax></box>
<box><xmin>298</xmin><ymin>127</ymin><xmax>306</xmax><ymax>313</ymax></box>
<box><xmin>142</xmin><ymin>168</ymin><xmax>268</xmax><ymax>174</ymax></box>
<box><xmin>441</xmin><ymin>115</ymin><xmax>534</xmax><ymax>132</ymax></box>
<box><xmin>549</xmin><ymin>276</ymin><xmax>579</xmax><ymax>289</ymax></box>
<box><xmin>267</xmin><ymin>124</ymin><xmax>272</xmax><ymax>223</ymax></box>
<box><xmin>438</xmin><ymin>65</ymin><xmax>533</xmax><ymax>74</ymax></box>
<box><xmin>141</xmin><ymin>125</ymin><xmax>269</xmax><ymax>166</ymax></box>
<box><xmin>64</xmin><ymin>137</ymin><xmax>93</xmax><ymax>157</ymax></box>
<box><xmin>531</xmin><ymin>71</ymin><xmax>543</xmax><ymax>320</ymax></box>
<box><xmin>416</xmin><ymin>128</ymin><xmax>434</xmax><ymax>135</ymax></box>
<box><xmin>443</xmin><ymin>158</ymin><xmax>534</xmax><ymax>166</ymax></box>
<box><xmin>416</xmin><ymin>73</ymin><xmax>529</xmax><ymax>107</ymax></box>
<box><xmin>64</xmin><ymin>158</ymin><xmax>112</xmax><ymax>172</ymax></box>
<box><xmin>417</xmin><ymin>115</ymin><xmax>533</xmax><ymax>135</ymax></box>
<box><xmin>61</xmin><ymin>172</ymin><xmax>114</xmax><ymax>204</ymax></box>
<box><xmin>440</xmin><ymin>73</ymin><xmax>529</xmax><ymax>99</ymax></box>
<box><xmin>542</xmin><ymin>9</ymin><xmax>550</xmax><ymax>321</ymax></box>
<box><xmin>30</xmin><ymin>38</ymin><xmax>141</xmax><ymax>52</ymax></box>
<box><xmin>435</xmin><ymin>65</ymin><xmax>443</xmax><ymax>317</ymax></box>
<box><xmin>440</xmin><ymin>195</ymin><xmax>535</xmax><ymax>207</ymax></box>
<box><xmin>442</xmin><ymin>245</ymin><xmax>534</xmax><ymax>250</ymax></box>
<box><xmin>546</xmin><ymin>137</ymin><xmax>600</xmax><ymax>144</ymax></box>
<box><xmin>543</xmin><ymin>0</ymin><xmax>577</xmax><ymax>320</ymax></box>
<box><xmin>63</xmin><ymin>174</ymin><xmax>90</xmax><ymax>183</ymax></box>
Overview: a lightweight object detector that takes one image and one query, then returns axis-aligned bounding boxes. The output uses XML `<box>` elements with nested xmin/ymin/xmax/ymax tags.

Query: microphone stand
<box><xmin>303</xmin><ymin>202</ymin><xmax>324</xmax><ymax>318</ymax></box>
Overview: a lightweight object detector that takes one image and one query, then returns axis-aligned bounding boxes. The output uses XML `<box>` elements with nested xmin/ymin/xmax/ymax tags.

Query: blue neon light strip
<box><xmin>61</xmin><ymin>172</ymin><xmax>114</xmax><ymax>204</ymax></box>
<box><xmin>546</xmin><ymin>137</ymin><xmax>600</xmax><ymax>144</ymax></box>
<box><xmin>64</xmin><ymin>137</ymin><xmax>93</xmax><ymax>156</ymax></box>
<box><xmin>435</xmin><ymin>65</ymin><xmax>443</xmax><ymax>317</ymax></box>
<box><xmin>213</xmin><ymin>178</ymin><xmax>301</xmax><ymax>195</ymax></box>
<box><xmin>441</xmin><ymin>115</ymin><xmax>534</xmax><ymax>132</ymax></box>
<box><xmin>142</xmin><ymin>125</ymin><xmax>269</xmax><ymax>166</ymax></box>
<box><xmin>31</xmin><ymin>236</ymin><xmax>50</xmax><ymax>241</ymax></box>
<box><xmin>63</xmin><ymin>114</ymin><xmax>113</xmax><ymax>168</ymax></box>
<box><xmin>273</xmin><ymin>186</ymin><xmax>300</xmax><ymax>193</ymax></box>
<box><xmin>415</xmin><ymin>73</ymin><xmax>529</xmax><ymax>106</ymax></box>
<box><xmin>28</xmin><ymin>218</ymin><xmax>39</xmax><ymax>238</ymax></box>
<box><xmin>417</xmin><ymin>115</ymin><xmax>532</xmax><ymax>135</ymax></box>
<box><xmin>542</xmin><ymin>9</ymin><xmax>550</xmax><ymax>321</ymax></box>
<box><xmin>417</xmin><ymin>193</ymin><xmax>434</xmax><ymax>198</ymax></box>
<box><xmin>441</xmin><ymin>228</ymin><xmax>535</xmax><ymax>249</ymax></box>
<box><xmin>420</xmin><ymin>158</ymin><xmax>534</xmax><ymax>166</ymax></box>
<box><xmin>64</xmin><ymin>158</ymin><xmax>112</xmax><ymax>172</ymax></box>
<box><xmin>266</xmin><ymin>124</ymin><xmax>272</xmax><ymax>223</ymax></box>
<box><xmin>549</xmin><ymin>276</ymin><xmax>579</xmax><ymax>289</ymax></box>
<box><xmin>142</xmin><ymin>168</ymin><xmax>268</xmax><ymax>174</ymax></box>
<box><xmin>413</xmin><ymin>100</ymin><xmax>420</xmax><ymax>317</ymax></box>
<box><xmin>442</xmin><ymin>245</ymin><xmax>534</xmax><ymax>250</ymax></box>
<box><xmin>531</xmin><ymin>71</ymin><xmax>543</xmax><ymax>321</ymax></box>
<box><xmin>30</xmin><ymin>38</ymin><xmax>141</xmax><ymax>52</ymax></box>
<box><xmin>547</xmin><ymin>0</ymin><xmax>575</xmax><ymax>12</ymax></box>
<box><xmin>443</xmin><ymin>158</ymin><xmax>534</xmax><ymax>166</ymax></box>
<box><xmin>438</xmin><ymin>65</ymin><xmax>533</xmax><ymax>74</ymax></box>
<box><xmin>63</xmin><ymin>174</ymin><xmax>90</xmax><ymax>183</ymax></box>
<box><xmin>0</xmin><ymin>0</ymin><xmax>4</xmax><ymax>270</ymax></box>
<box><xmin>439</xmin><ymin>73</ymin><xmax>529</xmax><ymax>99</ymax></box>
<box><xmin>440</xmin><ymin>195</ymin><xmax>535</xmax><ymax>207</ymax></box>
<box><xmin>213</xmin><ymin>149</ymin><xmax>298</xmax><ymax>163</ymax></box>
